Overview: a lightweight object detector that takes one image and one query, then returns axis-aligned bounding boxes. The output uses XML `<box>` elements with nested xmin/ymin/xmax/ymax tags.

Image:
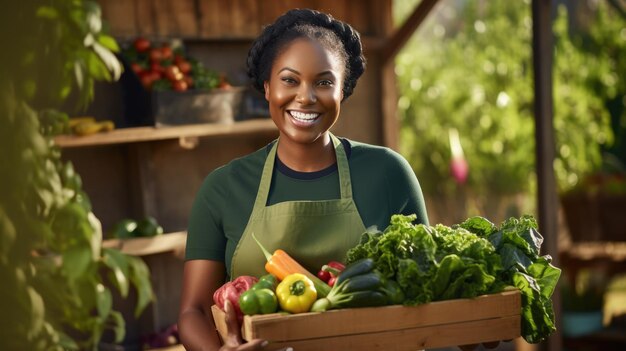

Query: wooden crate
<box><xmin>212</xmin><ymin>289</ymin><xmax>521</xmax><ymax>351</ymax></box>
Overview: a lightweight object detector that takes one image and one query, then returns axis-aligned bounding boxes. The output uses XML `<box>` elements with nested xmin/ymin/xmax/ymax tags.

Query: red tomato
<box><xmin>149</xmin><ymin>48</ymin><xmax>163</xmax><ymax>63</ymax></box>
<box><xmin>173</xmin><ymin>54</ymin><xmax>185</xmax><ymax>64</ymax></box>
<box><xmin>164</xmin><ymin>66</ymin><xmax>182</xmax><ymax>82</ymax></box>
<box><xmin>183</xmin><ymin>75</ymin><xmax>194</xmax><ymax>88</ymax></box>
<box><xmin>172</xmin><ymin>80</ymin><xmax>188</xmax><ymax>92</ymax></box>
<box><xmin>150</xmin><ymin>62</ymin><xmax>164</xmax><ymax>74</ymax></box>
<box><xmin>134</xmin><ymin>37</ymin><xmax>151</xmax><ymax>53</ymax></box>
<box><xmin>131</xmin><ymin>63</ymin><xmax>144</xmax><ymax>75</ymax></box>
<box><xmin>176</xmin><ymin>60</ymin><xmax>192</xmax><ymax>74</ymax></box>
<box><xmin>218</xmin><ymin>75</ymin><xmax>232</xmax><ymax>90</ymax></box>
<box><xmin>161</xmin><ymin>46</ymin><xmax>173</xmax><ymax>61</ymax></box>
<box><xmin>140</xmin><ymin>73</ymin><xmax>155</xmax><ymax>89</ymax></box>
<box><xmin>148</xmin><ymin>70</ymin><xmax>162</xmax><ymax>81</ymax></box>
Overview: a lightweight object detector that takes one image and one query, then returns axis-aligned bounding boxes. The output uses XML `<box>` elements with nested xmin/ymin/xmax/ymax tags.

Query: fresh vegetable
<box><xmin>110</xmin><ymin>219</ymin><xmax>137</xmax><ymax>239</ymax></box>
<box><xmin>252</xmin><ymin>233</ymin><xmax>331</xmax><ymax>297</ymax></box>
<box><xmin>380</xmin><ymin>278</ymin><xmax>405</xmax><ymax>305</ymax></box>
<box><xmin>251</xmin><ymin>274</ymin><xmax>278</xmax><ymax>292</ymax></box>
<box><xmin>238</xmin><ymin>288</ymin><xmax>278</xmax><ymax>315</ymax></box>
<box><xmin>134</xmin><ymin>216</ymin><xmax>164</xmax><ymax>237</ymax></box>
<box><xmin>134</xmin><ymin>37</ymin><xmax>151</xmax><ymax>53</ymax></box>
<box><xmin>317</xmin><ymin>269</ymin><xmax>331</xmax><ymax>283</ymax></box>
<box><xmin>334</xmin><ymin>258</ymin><xmax>375</xmax><ymax>287</ymax></box>
<box><xmin>122</xmin><ymin>38</ymin><xmax>221</xmax><ymax>92</ymax></box>
<box><xmin>345</xmin><ymin>214</ymin><xmax>561</xmax><ymax>344</ymax></box>
<box><xmin>310</xmin><ymin>259</ymin><xmax>389</xmax><ymax>312</ymax></box>
<box><xmin>213</xmin><ymin>276</ymin><xmax>258</xmax><ymax>321</ymax></box>
<box><xmin>318</xmin><ymin>261</ymin><xmax>346</xmax><ymax>287</ymax></box>
<box><xmin>275</xmin><ymin>273</ymin><xmax>317</xmax><ymax>314</ymax></box>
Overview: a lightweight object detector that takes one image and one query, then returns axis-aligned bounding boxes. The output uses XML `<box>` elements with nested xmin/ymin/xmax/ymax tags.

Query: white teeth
<box><xmin>290</xmin><ymin>111</ymin><xmax>320</xmax><ymax>121</ymax></box>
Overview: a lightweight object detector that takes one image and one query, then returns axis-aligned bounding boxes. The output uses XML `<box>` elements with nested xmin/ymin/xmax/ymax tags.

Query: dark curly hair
<box><xmin>246</xmin><ymin>8</ymin><xmax>366</xmax><ymax>100</ymax></box>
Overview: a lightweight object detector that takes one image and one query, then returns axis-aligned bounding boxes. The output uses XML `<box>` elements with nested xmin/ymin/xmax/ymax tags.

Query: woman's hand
<box><xmin>219</xmin><ymin>300</ymin><xmax>293</xmax><ymax>351</ymax></box>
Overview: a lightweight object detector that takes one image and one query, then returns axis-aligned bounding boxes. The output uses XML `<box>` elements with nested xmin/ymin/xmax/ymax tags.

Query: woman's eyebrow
<box><xmin>279</xmin><ymin>67</ymin><xmax>300</xmax><ymax>75</ymax></box>
<box><xmin>278</xmin><ymin>67</ymin><xmax>337</xmax><ymax>80</ymax></box>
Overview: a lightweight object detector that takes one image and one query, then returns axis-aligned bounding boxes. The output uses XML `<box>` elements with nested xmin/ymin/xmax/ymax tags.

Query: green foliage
<box><xmin>395</xmin><ymin>0</ymin><xmax>616</xmax><ymax>203</ymax></box>
<box><xmin>0</xmin><ymin>1</ymin><xmax>152</xmax><ymax>350</ymax></box>
<box><xmin>345</xmin><ymin>213</ymin><xmax>561</xmax><ymax>343</ymax></box>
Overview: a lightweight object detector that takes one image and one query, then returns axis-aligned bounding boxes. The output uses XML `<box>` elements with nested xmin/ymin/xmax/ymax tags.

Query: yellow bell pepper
<box><xmin>275</xmin><ymin>273</ymin><xmax>317</xmax><ymax>313</ymax></box>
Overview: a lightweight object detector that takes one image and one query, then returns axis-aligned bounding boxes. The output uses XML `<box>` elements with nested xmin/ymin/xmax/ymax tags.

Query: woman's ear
<box><xmin>264</xmin><ymin>81</ymin><xmax>270</xmax><ymax>101</ymax></box>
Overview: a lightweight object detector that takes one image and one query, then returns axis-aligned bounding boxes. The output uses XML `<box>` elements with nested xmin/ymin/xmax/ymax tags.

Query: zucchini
<box><xmin>334</xmin><ymin>258</ymin><xmax>375</xmax><ymax>286</ymax></box>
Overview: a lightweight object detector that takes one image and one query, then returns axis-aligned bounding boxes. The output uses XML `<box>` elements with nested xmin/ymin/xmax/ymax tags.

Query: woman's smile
<box><xmin>287</xmin><ymin>110</ymin><xmax>322</xmax><ymax>127</ymax></box>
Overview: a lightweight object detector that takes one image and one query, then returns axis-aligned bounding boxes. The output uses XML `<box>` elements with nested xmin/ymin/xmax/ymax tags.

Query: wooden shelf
<box><xmin>54</xmin><ymin>118</ymin><xmax>276</xmax><ymax>148</ymax></box>
<box><xmin>102</xmin><ymin>231</ymin><xmax>187</xmax><ymax>256</ymax></box>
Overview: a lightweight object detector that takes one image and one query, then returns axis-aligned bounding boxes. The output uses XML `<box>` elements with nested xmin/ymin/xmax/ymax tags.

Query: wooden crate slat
<box><xmin>244</xmin><ymin>290</ymin><xmax>520</xmax><ymax>341</ymax></box>
<box><xmin>264</xmin><ymin>315</ymin><xmax>520</xmax><ymax>351</ymax></box>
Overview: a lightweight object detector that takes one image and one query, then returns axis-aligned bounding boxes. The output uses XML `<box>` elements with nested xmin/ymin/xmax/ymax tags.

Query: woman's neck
<box><xmin>276</xmin><ymin>134</ymin><xmax>336</xmax><ymax>172</ymax></box>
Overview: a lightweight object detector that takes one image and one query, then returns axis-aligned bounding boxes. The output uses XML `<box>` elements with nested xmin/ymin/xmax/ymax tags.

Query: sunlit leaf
<box><xmin>96</xmin><ymin>284</ymin><xmax>112</xmax><ymax>318</ymax></box>
<box><xmin>102</xmin><ymin>248</ymin><xmax>130</xmax><ymax>297</ymax></box>
<box><xmin>108</xmin><ymin>311</ymin><xmax>126</xmax><ymax>343</ymax></box>
<box><xmin>128</xmin><ymin>257</ymin><xmax>154</xmax><ymax>317</ymax></box>
<box><xmin>98</xmin><ymin>34</ymin><xmax>119</xmax><ymax>52</ymax></box>
<box><xmin>26</xmin><ymin>287</ymin><xmax>45</xmax><ymax>339</ymax></box>
<box><xmin>92</xmin><ymin>42</ymin><xmax>122</xmax><ymax>80</ymax></box>
<box><xmin>62</xmin><ymin>246</ymin><xmax>92</xmax><ymax>281</ymax></box>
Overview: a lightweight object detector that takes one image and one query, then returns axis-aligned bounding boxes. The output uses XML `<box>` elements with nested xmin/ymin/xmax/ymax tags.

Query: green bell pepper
<box><xmin>251</xmin><ymin>274</ymin><xmax>278</xmax><ymax>291</ymax></box>
<box><xmin>238</xmin><ymin>288</ymin><xmax>278</xmax><ymax>315</ymax></box>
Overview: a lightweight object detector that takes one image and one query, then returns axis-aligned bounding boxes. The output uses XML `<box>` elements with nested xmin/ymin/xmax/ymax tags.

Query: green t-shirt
<box><xmin>185</xmin><ymin>138</ymin><xmax>429</xmax><ymax>273</ymax></box>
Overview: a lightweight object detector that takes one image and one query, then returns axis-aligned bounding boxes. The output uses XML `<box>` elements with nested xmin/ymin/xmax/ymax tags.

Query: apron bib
<box><xmin>231</xmin><ymin>134</ymin><xmax>366</xmax><ymax>278</ymax></box>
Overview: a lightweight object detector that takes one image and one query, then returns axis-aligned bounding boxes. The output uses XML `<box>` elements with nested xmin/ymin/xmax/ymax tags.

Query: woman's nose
<box><xmin>296</xmin><ymin>84</ymin><xmax>316</xmax><ymax>104</ymax></box>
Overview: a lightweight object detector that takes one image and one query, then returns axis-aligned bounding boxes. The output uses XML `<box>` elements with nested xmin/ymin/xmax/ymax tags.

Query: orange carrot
<box><xmin>252</xmin><ymin>233</ymin><xmax>331</xmax><ymax>297</ymax></box>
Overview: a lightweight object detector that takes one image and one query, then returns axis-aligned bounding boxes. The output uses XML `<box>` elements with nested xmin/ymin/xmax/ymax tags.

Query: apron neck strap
<box><xmin>251</xmin><ymin>133</ymin><xmax>353</xmax><ymax>215</ymax></box>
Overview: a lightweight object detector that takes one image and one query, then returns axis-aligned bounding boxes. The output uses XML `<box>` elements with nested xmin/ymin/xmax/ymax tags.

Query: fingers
<box><xmin>224</xmin><ymin>300</ymin><xmax>243</xmax><ymax>346</ymax></box>
<box><xmin>235</xmin><ymin>339</ymin><xmax>293</xmax><ymax>351</ymax></box>
<box><xmin>235</xmin><ymin>339</ymin><xmax>267</xmax><ymax>350</ymax></box>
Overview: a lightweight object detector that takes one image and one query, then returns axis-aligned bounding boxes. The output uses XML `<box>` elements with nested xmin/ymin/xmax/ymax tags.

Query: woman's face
<box><xmin>264</xmin><ymin>38</ymin><xmax>344</xmax><ymax>146</ymax></box>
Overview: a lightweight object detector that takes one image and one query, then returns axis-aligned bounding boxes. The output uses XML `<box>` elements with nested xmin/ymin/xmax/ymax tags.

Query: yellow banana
<box><xmin>69</xmin><ymin>116</ymin><xmax>96</xmax><ymax>128</ymax></box>
<box><xmin>99</xmin><ymin>120</ymin><xmax>115</xmax><ymax>132</ymax></box>
<box><xmin>73</xmin><ymin>121</ymin><xmax>103</xmax><ymax>136</ymax></box>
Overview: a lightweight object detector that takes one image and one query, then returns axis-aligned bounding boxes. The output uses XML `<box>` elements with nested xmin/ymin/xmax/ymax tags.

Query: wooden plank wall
<box><xmin>100</xmin><ymin>0</ymin><xmax>382</xmax><ymax>39</ymax></box>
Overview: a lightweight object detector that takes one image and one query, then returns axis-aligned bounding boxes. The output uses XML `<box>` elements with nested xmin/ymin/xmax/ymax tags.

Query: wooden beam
<box><xmin>382</xmin><ymin>0</ymin><xmax>440</xmax><ymax>64</ymax></box>
<box><xmin>532</xmin><ymin>1</ymin><xmax>561</xmax><ymax>351</ymax></box>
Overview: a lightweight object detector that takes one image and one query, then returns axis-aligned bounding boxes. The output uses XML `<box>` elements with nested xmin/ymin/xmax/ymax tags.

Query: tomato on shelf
<box><xmin>133</xmin><ymin>37</ymin><xmax>150</xmax><ymax>53</ymax></box>
<box><xmin>122</xmin><ymin>37</ymin><xmax>225</xmax><ymax>93</ymax></box>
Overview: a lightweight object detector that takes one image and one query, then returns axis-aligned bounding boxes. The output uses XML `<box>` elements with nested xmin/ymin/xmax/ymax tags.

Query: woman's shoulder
<box><xmin>203</xmin><ymin>142</ymin><xmax>272</xmax><ymax>187</ymax></box>
<box><xmin>343</xmin><ymin>138</ymin><xmax>409</xmax><ymax>166</ymax></box>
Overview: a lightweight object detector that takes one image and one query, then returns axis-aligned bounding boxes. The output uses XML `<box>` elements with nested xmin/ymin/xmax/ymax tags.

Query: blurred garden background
<box><xmin>393</xmin><ymin>0</ymin><xmax>625</xmax><ymax>349</ymax></box>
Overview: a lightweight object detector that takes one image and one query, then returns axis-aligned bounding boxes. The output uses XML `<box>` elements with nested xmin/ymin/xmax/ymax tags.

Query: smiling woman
<box><xmin>178</xmin><ymin>8</ymin><xmax>429</xmax><ymax>351</ymax></box>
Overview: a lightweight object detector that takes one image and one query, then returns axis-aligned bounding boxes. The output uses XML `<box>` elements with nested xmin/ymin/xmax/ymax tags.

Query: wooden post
<box><xmin>532</xmin><ymin>1</ymin><xmax>561</xmax><ymax>350</ymax></box>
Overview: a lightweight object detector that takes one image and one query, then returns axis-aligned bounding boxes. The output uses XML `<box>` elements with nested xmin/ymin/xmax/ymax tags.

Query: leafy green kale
<box><xmin>345</xmin><ymin>214</ymin><xmax>561</xmax><ymax>344</ymax></box>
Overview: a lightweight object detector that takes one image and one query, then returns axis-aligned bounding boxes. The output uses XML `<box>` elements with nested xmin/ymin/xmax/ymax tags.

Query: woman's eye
<box><xmin>318</xmin><ymin>80</ymin><xmax>333</xmax><ymax>86</ymax></box>
<box><xmin>281</xmin><ymin>77</ymin><xmax>297</xmax><ymax>84</ymax></box>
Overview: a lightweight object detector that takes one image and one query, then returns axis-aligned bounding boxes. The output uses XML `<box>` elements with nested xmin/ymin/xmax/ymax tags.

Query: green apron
<box><xmin>231</xmin><ymin>134</ymin><xmax>367</xmax><ymax>278</ymax></box>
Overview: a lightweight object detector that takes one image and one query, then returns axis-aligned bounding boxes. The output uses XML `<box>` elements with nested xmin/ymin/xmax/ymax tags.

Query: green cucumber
<box><xmin>334</xmin><ymin>258</ymin><xmax>375</xmax><ymax>286</ymax></box>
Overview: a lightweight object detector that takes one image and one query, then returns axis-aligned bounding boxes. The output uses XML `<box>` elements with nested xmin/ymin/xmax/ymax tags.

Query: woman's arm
<box><xmin>179</xmin><ymin>260</ymin><xmax>282</xmax><ymax>351</ymax></box>
<box><xmin>179</xmin><ymin>259</ymin><xmax>227</xmax><ymax>351</ymax></box>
